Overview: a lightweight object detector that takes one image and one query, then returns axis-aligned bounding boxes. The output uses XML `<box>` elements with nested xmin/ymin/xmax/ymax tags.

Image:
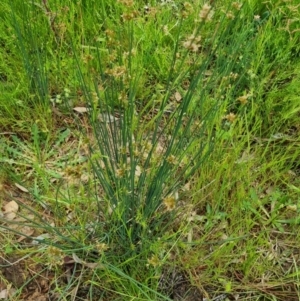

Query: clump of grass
<box><xmin>1</xmin><ymin>0</ymin><xmax>300</xmax><ymax>300</ymax></box>
<box><xmin>57</xmin><ymin>0</ymin><xmax>259</xmax><ymax>296</ymax></box>
<box><xmin>1</xmin><ymin>0</ymin><xmax>242</xmax><ymax>296</ymax></box>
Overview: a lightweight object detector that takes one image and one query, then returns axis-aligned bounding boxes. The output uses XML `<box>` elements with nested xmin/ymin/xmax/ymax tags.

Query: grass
<box><xmin>0</xmin><ymin>0</ymin><xmax>300</xmax><ymax>300</ymax></box>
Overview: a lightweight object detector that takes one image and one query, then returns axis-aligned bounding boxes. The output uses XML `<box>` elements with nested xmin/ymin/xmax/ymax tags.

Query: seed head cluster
<box><xmin>182</xmin><ymin>31</ymin><xmax>201</xmax><ymax>52</ymax></box>
<box><xmin>199</xmin><ymin>3</ymin><xmax>214</xmax><ymax>22</ymax></box>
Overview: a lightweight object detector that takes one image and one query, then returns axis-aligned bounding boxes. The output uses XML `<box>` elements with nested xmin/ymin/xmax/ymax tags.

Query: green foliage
<box><xmin>0</xmin><ymin>0</ymin><xmax>300</xmax><ymax>300</ymax></box>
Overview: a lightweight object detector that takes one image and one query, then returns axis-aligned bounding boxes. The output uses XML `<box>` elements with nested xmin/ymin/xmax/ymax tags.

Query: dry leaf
<box><xmin>17</xmin><ymin>226</ymin><xmax>35</xmax><ymax>242</ymax></box>
<box><xmin>174</xmin><ymin>91</ymin><xmax>182</xmax><ymax>101</ymax></box>
<box><xmin>72</xmin><ymin>252</ymin><xmax>85</xmax><ymax>264</ymax></box>
<box><xmin>3</xmin><ymin>201</ymin><xmax>19</xmax><ymax>213</ymax></box>
<box><xmin>73</xmin><ymin>107</ymin><xmax>89</xmax><ymax>113</ymax></box>
<box><xmin>14</xmin><ymin>183</ymin><xmax>29</xmax><ymax>193</ymax></box>
<box><xmin>3</xmin><ymin>201</ymin><xmax>19</xmax><ymax>220</ymax></box>
<box><xmin>14</xmin><ymin>215</ymin><xmax>35</xmax><ymax>222</ymax></box>
<box><xmin>83</xmin><ymin>262</ymin><xmax>100</xmax><ymax>269</ymax></box>
<box><xmin>72</xmin><ymin>253</ymin><xmax>103</xmax><ymax>269</ymax></box>
<box><xmin>0</xmin><ymin>285</ymin><xmax>16</xmax><ymax>299</ymax></box>
<box><xmin>0</xmin><ymin>289</ymin><xmax>8</xmax><ymax>299</ymax></box>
